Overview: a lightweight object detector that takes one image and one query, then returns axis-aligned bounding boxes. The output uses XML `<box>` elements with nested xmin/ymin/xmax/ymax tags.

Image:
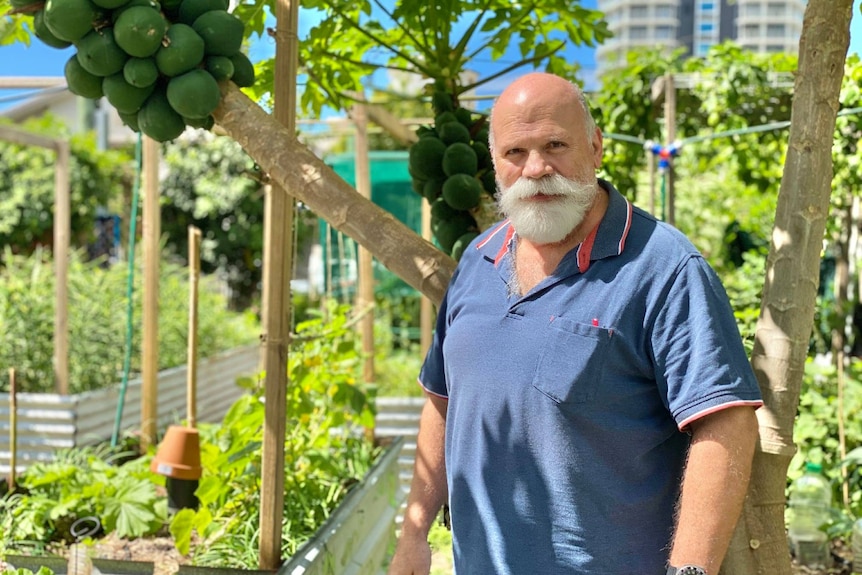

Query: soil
<box><xmin>88</xmin><ymin>533</ymin><xmax>192</xmax><ymax>575</ymax></box>
<box><xmin>0</xmin><ymin>533</ymin><xmax>192</xmax><ymax>575</ymax></box>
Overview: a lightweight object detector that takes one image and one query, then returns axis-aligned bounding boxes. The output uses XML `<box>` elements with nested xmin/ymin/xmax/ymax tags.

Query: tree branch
<box><xmin>461</xmin><ymin>41</ymin><xmax>566</xmax><ymax>94</ymax></box>
<box><xmin>450</xmin><ymin>0</ymin><xmax>494</xmax><ymax>63</ymax></box>
<box><xmin>371</xmin><ymin>0</ymin><xmax>431</xmax><ymax>54</ymax></box>
<box><xmin>318</xmin><ymin>0</ymin><xmax>436</xmax><ymax>77</ymax></box>
<box><xmin>465</xmin><ymin>2</ymin><xmax>538</xmax><ymax>61</ymax></box>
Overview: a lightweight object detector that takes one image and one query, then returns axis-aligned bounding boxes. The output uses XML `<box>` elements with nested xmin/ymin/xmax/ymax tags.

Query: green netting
<box><xmin>321</xmin><ymin>151</ymin><xmax>422</xmax><ymax>299</ymax></box>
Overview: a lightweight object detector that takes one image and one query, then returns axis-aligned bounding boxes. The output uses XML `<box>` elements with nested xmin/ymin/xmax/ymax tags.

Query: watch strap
<box><xmin>667</xmin><ymin>565</ymin><xmax>707</xmax><ymax>575</ymax></box>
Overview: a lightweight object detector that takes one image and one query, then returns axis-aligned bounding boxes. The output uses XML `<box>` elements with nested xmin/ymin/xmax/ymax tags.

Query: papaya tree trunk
<box><xmin>721</xmin><ymin>2</ymin><xmax>853</xmax><ymax>574</ymax></box>
<box><xmin>211</xmin><ymin>81</ymin><xmax>456</xmax><ymax>307</ymax></box>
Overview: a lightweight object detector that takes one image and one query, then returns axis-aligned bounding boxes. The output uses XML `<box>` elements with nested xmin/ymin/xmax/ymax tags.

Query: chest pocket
<box><xmin>531</xmin><ymin>316</ymin><xmax>613</xmax><ymax>404</ymax></box>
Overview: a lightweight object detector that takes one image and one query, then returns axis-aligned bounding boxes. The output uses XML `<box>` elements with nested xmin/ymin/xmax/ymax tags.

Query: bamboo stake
<box><xmin>663</xmin><ymin>73</ymin><xmax>676</xmax><ymax>226</ymax></box>
<box><xmin>8</xmin><ymin>369</ymin><xmax>17</xmax><ymax>492</ymax></box>
<box><xmin>141</xmin><ymin>137</ymin><xmax>160</xmax><ymax>450</ymax></box>
<box><xmin>54</xmin><ymin>142</ymin><xmax>71</xmax><ymax>395</ymax></box>
<box><xmin>648</xmin><ymin>153</ymin><xmax>656</xmax><ymax>217</ymax></box>
<box><xmin>353</xmin><ymin>103</ymin><xmax>375</xmax><ymax>388</ymax></box>
<box><xmin>258</xmin><ymin>0</ymin><xmax>299</xmax><ymax>567</ymax></box>
<box><xmin>187</xmin><ymin>226</ymin><xmax>201</xmax><ymax>429</ymax></box>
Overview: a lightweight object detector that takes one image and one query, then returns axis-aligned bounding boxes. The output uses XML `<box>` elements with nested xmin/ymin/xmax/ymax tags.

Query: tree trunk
<box><xmin>211</xmin><ymin>82</ymin><xmax>456</xmax><ymax>307</ymax></box>
<box><xmin>721</xmin><ymin>2</ymin><xmax>853</xmax><ymax>574</ymax></box>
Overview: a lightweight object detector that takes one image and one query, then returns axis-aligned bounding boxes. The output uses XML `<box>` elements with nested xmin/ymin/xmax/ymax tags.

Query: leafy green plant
<box><xmin>0</xmin><ymin>116</ymin><xmax>129</xmax><ymax>256</ymax></box>
<box><xmin>0</xmin><ymin>444</ymin><xmax>166</xmax><ymax>556</ymax></box>
<box><xmin>0</xmin><ymin>248</ymin><xmax>258</xmax><ymax>394</ymax></box>
<box><xmin>1</xmin><ymin>303</ymin><xmax>379</xmax><ymax>568</ymax></box>
<box><xmin>170</xmin><ymin>302</ymin><xmax>379</xmax><ymax>566</ymax></box>
<box><xmin>791</xmin><ymin>357</ymin><xmax>862</xmax><ymax>541</ymax></box>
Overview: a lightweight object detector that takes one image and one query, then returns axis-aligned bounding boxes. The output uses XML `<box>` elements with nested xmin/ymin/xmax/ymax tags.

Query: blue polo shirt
<box><xmin>419</xmin><ymin>180</ymin><xmax>762</xmax><ymax>575</ymax></box>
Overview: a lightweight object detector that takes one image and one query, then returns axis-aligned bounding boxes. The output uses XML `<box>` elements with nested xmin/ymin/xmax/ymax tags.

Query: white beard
<box><xmin>496</xmin><ymin>174</ymin><xmax>598</xmax><ymax>244</ymax></box>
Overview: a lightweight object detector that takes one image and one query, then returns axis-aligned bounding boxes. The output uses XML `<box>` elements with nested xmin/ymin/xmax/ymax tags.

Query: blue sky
<box><xmin>1</xmin><ymin>1</ymin><xmax>861</xmax><ymax>112</ymax></box>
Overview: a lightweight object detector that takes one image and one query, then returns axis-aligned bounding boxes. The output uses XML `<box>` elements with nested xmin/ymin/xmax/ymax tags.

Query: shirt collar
<box><xmin>475</xmin><ymin>179</ymin><xmax>633</xmax><ymax>273</ymax></box>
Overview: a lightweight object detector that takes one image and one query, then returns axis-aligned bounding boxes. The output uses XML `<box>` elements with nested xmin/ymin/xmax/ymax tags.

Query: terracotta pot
<box><xmin>150</xmin><ymin>425</ymin><xmax>202</xmax><ymax>480</ymax></box>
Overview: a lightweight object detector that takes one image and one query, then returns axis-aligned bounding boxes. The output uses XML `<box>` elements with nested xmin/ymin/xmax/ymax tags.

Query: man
<box><xmin>388</xmin><ymin>72</ymin><xmax>762</xmax><ymax>575</ymax></box>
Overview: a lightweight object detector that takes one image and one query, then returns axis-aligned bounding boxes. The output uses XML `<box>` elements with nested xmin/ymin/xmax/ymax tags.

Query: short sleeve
<box><xmin>418</xmin><ymin>277</ymin><xmax>453</xmax><ymax>398</ymax></box>
<box><xmin>651</xmin><ymin>256</ymin><xmax>762</xmax><ymax>429</ymax></box>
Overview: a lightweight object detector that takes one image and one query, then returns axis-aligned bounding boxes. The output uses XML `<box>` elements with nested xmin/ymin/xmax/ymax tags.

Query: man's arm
<box><xmin>387</xmin><ymin>393</ymin><xmax>449</xmax><ymax>575</ymax></box>
<box><xmin>669</xmin><ymin>405</ymin><xmax>759</xmax><ymax>574</ymax></box>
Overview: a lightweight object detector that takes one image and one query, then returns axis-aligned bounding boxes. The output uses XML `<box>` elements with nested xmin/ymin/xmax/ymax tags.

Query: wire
<box><xmin>112</xmin><ymin>133</ymin><xmax>143</xmax><ymax>448</ymax></box>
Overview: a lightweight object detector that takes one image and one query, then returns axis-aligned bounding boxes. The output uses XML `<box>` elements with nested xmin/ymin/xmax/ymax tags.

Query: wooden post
<box><xmin>54</xmin><ymin>142</ymin><xmax>71</xmax><ymax>395</ymax></box>
<box><xmin>664</xmin><ymin>73</ymin><xmax>677</xmax><ymax>227</ymax></box>
<box><xmin>187</xmin><ymin>226</ymin><xmax>201</xmax><ymax>429</ymax></box>
<box><xmin>648</xmin><ymin>153</ymin><xmax>657</xmax><ymax>217</ymax></box>
<box><xmin>8</xmin><ymin>368</ymin><xmax>17</xmax><ymax>492</ymax></box>
<box><xmin>420</xmin><ymin>200</ymin><xmax>433</xmax><ymax>357</ymax></box>
<box><xmin>258</xmin><ymin>0</ymin><xmax>299</xmax><ymax>567</ymax></box>
<box><xmin>0</xmin><ymin>128</ymin><xmax>72</xmax><ymax>394</ymax></box>
<box><xmin>353</xmin><ymin>103</ymin><xmax>375</xmax><ymax>387</ymax></box>
<box><xmin>141</xmin><ymin>137</ymin><xmax>160</xmax><ymax>450</ymax></box>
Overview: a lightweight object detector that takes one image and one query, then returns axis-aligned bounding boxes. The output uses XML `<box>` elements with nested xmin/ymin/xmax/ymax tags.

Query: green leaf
<box><xmin>170</xmin><ymin>508</ymin><xmax>197</xmax><ymax>555</ymax></box>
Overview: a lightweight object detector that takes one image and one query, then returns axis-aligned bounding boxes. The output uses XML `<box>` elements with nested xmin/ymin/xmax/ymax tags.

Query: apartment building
<box><xmin>596</xmin><ymin>0</ymin><xmax>806</xmax><ymax>70</ymax></box>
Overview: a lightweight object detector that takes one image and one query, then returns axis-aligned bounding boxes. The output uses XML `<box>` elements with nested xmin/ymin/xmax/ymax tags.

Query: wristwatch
<box><xmin>666</xmin><ymin>566</ymin><xmax>707</xmax><ymax>575</ymax></box>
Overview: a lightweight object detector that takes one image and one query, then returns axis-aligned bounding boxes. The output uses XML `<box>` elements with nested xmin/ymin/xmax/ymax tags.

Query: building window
<box><xmin>630</xmin><ymin>25</ymin><xmax>648</xmax><ymax>40</ymax></box>
<box><xmin>767</xmin><ymin>2</ymin><xmax>786</xmax><ymax>17</ymax></box>
<box><xmin>630</xmin><ymin>4</ymin><xmax>648</xmax><ymax>18</ymax></box>
<box><xmin>766</xmin><ymin>44</ymin><xmax>785</xmax><ymax>52</ymax></box>
<box><xmin>655</xmin><ymin>4</ymin><xmax>675</xmax><ymax>18</ymax></box>
<box><xmin>743</xmin><ymin>3</ymin><xmax>761</xmax><ymax>16</ymax></box>
<box><xmin>699</xmin><ymin>22</ymin><xmax>715</xmax><ymax>32</ymax></box>
<box><xmin>743</xmin><ymin>23</ymin><xmax>760</xmax><ymax>38</ymax></box>
<box><xmin>767</xmin><ymin>23</ymin><xmax>786</xmax><ymax>37</ymax></box>
<box><xmin>655</xmin><ymin>25</ymin><xmax>674</xmax><ymax>39</ymax></box>
<box><xmin>697</xmin><ymin>42</ymin><xmax>713</xmax><ymax>56</ymax></box>
<box><xmin>700</xmin><ymin>2</ymin><xmax>715</xmax><ymax>11</ymax></box>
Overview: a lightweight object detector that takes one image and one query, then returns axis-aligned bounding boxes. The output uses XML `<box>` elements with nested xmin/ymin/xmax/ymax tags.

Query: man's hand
<box><xmin>387</xmin><ymin>533</ymin><xmax>432</xmax><ymax>575</ymax></box>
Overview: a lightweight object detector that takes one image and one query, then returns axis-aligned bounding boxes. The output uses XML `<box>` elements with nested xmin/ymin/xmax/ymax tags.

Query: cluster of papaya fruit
<box><xmin>408</xmin><ymin>89</ymin><xmax>496</xmax><ymax>260</ymax></box>
<box><xmin>19</xmin><ymin>0</ymin><xmax>255</xmax><ymax>142</ymax></box>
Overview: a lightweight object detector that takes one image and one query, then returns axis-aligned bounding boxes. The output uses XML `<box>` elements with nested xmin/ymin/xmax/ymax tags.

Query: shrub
<box><xmin>0</xmin><ymin>247</ymin><xmax>258</xmax><ymax>394</ymax></box>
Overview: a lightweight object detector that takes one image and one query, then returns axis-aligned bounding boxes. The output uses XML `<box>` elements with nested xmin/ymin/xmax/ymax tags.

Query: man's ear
<box><xmin>591</xmin><ymin>127</ymin><xmax>604</xmax><ymax>169</ymax></box>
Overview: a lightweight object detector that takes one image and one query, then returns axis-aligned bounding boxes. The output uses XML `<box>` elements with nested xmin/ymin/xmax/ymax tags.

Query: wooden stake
<box><xmin>258</xmin><ymin>0</ymin><xmax>299</xmax><ymax>567</ymax></box>
<box><xmin>353</xmin><ymin>103</ymin><xmax>375</xmax><ymax>388</ymax></box>
<box><xmin>187</xmin><ymin>226</ymin><xmax>201</xmax><ymax>429</ymax></box>
<box><xmin>141</xmin><ymin>137</ymin><xmax>160</xmax><ymax>450</ymax></box>
<box><xmin>54</xmin><ymin>142</ymin><xmax>71</xmax><ymax>394</ymax></box>
<box><xmin>8</xmin><ymin>368</ymin><xmax>17</xmax><ymax>492</ymax></box>
<box><xmin>648</xmin><ymin>153</ymin><xmax>657</xmax><ymax>217</ymax></box>
<box><xmin>663</xmin><ymin>73</ymin><xmax>677</xmax><ymax>226</ymax></box>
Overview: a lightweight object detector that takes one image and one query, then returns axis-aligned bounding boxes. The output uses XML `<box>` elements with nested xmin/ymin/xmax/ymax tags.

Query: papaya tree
<box><xmin>720</xmin><ymin>2</ymin><xmax>854</xmax><ymax>574</ymax></box>
<box><xmin>286</xmin><ymin>0</ymin><xmax>612</xmax><ymax>257</ymax></box>
<box><xmin>2</xmin><ymin>0</ymin><xmax>857</xmax><ymax>573</ymax></box>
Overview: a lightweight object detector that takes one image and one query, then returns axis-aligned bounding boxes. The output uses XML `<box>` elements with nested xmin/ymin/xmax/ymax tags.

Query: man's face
<box><xmin>490</xmin><ymin>102</ymin><xmax>602</xmax><ymax>244</ymax></box>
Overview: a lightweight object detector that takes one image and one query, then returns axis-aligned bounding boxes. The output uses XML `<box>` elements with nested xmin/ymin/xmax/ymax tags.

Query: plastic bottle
<box><xmin>852</xmin><ymin>517</ymin><xmax>862</xmax><ymax>574</ymax></box>
<box><xmin>787</xmin><ymin>462</ymin><xmax>832</xmax><ymax>568</ymax></box>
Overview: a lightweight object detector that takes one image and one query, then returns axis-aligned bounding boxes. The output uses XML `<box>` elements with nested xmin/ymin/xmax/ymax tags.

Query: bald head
<box><xmin>488</xmin><ymin>73</ymin><xmax>596</xmax><ymax>152</ymax></box>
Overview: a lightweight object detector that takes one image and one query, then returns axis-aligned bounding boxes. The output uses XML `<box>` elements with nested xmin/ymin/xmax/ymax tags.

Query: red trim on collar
<box><xmin>493</xmin><ymin>225</ymin><xmax>516</xmax><ymax>265</ymax></box>
<box><xmin>476</xmin><ymin>220</ymin><xmax>510</xmax><ymax>250</ymax></box>
<box><xmin>618</xmin><ymin>200</ymin><xmax>633</xmax><ymax>255</ymax></box>
<box><xmin>577</xmin><ymin>224</ymin><xmax>600</xmax><ymax>273</ymax></box>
